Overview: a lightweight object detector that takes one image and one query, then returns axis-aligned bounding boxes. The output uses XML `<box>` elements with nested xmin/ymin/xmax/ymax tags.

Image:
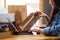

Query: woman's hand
<box><xmin>34</xmin><ymin>11</ymin><xmax>48</xmax><ymax>17</ymax></box>
<box><xmin>29</xmin><ymin>28</ymin><xmax>44</xmax><ymax>34</ymax></box>
<box><xmin>34</xmin><ymin>11</ymin><xmax>50</xmax><ymax>23</ymax></box>
<box><xmin>39</xmin><ymin>13</ymin><xmax>48</xmax><ymax>17</ymax></box>
<box><xmin>29</xmin><ymin>28</ymin><xmax>41</xmax><ymax>33</ymax></box>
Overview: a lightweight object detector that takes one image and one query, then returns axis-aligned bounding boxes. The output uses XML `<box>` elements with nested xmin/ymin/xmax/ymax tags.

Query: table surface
<box><xmin>0</xmin><ymin>34</ymin><xmax>60</xmax><ymax>40</ymax></box>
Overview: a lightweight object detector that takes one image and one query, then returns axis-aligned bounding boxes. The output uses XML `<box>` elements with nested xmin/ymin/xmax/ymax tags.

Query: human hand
<box><xmin>34</xmin><ymin>11</ymin><xmax>42</xmax><ymax>16</ymax></box>
<box><xmin>34</xmin><ymin>11</ymin><xmax>48</xmax><ymax>17</ymax></box>
<box><xmin>38</xmin><ymin>12</ymin><xmax>48</xmax><ymax>17</ymax></box>
<box><xmin>29</xmin><ymin>28</ymin><xmax>40</xmax><ymax>33</ymax></box>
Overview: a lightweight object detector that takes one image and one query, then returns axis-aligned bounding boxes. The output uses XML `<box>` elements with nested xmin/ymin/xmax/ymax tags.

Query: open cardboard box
<box><xmin>7</xmin><ymin>13</ymin><xmax>40</xmax><ymax>35</ymax></box>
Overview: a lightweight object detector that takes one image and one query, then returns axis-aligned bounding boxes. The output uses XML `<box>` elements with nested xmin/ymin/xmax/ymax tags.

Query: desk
<box><xmin>0</xmin><ymin>34</ymin><xmax>60</xmax><ymax>40</ymax></box>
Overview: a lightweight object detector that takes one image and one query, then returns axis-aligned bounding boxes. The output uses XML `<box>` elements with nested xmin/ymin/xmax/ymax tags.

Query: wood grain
<box><xmin>0</xmin><ymin>34</ymin><xmax>60</xmax><ymax>40</ymax></box>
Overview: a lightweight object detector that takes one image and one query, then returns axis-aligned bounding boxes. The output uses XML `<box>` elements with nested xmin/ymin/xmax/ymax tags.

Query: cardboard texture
<box><xmin>8</xmin><ymin>13</ymin><xmax>40</xmax><ymax>32</ymax></box>
<box><xmin>15</xmin><ymin>11</ymin><xmax>22</xmax><ymax>25</ymax></box>
<box><xmin>19</xmin><ymin>13</ymin><xmax>40</xmax><ymax>31</ymax></box>
<box><xmin>8</xmin><ymin>5</ymin><xmax>27</xmax><ymax>25</ymax></box>
<box><xmin>8</xmin><ymin>5</ymin><xmax>40</xmax><ymax>32</ymax></box>
<box><xmin>8</xmin><ymin>5</ymin><xmax>27</xmax><ymax>32</ymax></box>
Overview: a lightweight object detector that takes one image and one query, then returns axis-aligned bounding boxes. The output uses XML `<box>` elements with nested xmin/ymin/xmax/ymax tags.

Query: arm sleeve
<box><xmin>43</xmin><ymin>27</ymin><xmax>51</xmax><ymax>35</ymax></box>
<box><xmin>55</xmin><ymin>24</ymin><xmax>60</xmax><ymax>36</ymax></box>
<box><xmin>44</xmin><ymin>24</ymin><xmax>60</xmax><ymax>36</ymax></box>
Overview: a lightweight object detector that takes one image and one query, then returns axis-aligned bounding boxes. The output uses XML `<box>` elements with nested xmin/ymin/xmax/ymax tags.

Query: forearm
<box><xmin>45</xmin><ymin>15</ymin><xmax>50</xmax><ymax>23</ymax></box>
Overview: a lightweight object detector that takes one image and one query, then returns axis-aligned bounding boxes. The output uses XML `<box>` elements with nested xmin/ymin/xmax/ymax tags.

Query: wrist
<box><xmin>45</xmin><ymin>14</ymin><xmax>48</xmax><ymax>17</ymax></box>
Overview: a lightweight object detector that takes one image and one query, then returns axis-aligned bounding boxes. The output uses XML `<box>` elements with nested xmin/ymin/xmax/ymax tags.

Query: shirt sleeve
<box><xmin>44</xmin><ymin>27</ymin><xmax>51</xmax><ymax>35</ymax></box>
<box><xmin>44</xmin><ymin>24</ymin><xmax>60</xmax><ymax>36</ymax></box>
<box><xmin>55</xmin><ymin>24</ymin><xmax>60</xmax><ymax>36</ymax></box>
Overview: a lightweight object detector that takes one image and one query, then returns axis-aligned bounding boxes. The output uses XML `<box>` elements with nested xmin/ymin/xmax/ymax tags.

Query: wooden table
<box><xmin>0</xmin><ymin>34</ymin><xmax>60</xmax><ymax>40</ymax></box>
